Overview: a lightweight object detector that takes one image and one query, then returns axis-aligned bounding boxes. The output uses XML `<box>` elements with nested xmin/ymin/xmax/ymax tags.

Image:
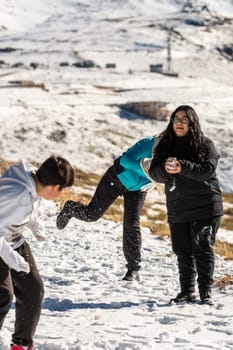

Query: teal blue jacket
<box><xmin>116</xmin><ymin>137</ymin><xmax>157</xmax><ymax>191</ymax></box>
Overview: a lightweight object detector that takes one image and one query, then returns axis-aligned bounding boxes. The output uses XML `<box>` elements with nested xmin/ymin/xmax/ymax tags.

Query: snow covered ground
<box><xmin>1</xmin><ymin>1</ymin><xmax>233</xmax><ymax>349</ymax></box>
<box><xmin>1</xmin><ymin>201</ymin><xmax>233</xmax><ymax>350</ymax></box>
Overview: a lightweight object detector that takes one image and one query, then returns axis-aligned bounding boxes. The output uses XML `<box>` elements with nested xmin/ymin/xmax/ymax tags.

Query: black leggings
<box><xmin>73</xmin><ymin>165</ymin><xmax>147</xmax><ymax>271</ymax></box>
<box><xmin>169</xmin><ymin>216</ymin><xmax>221</xmax><ymax>295</ymax></box>
<box><xmin>0</xmin><ymin>241</ymin><xmax>44</xmax><ymax>346</ymax></box>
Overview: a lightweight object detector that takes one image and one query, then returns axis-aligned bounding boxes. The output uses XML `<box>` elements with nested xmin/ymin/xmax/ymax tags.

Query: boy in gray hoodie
<box><xmin>0</xmin><ymin>156</ymin><xmax>74</xmax><ymax>350</ymax></box>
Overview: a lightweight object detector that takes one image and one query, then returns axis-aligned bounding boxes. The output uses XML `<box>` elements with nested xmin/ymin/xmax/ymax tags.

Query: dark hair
<box><xmin>154</xmin><ymin>105</ymin><xmax>206</xmax><ymax>162</ymax></box>
<box><xmin>36</xmin><ymin>156</ymin><xmax>74</xmax><ymax>189</ymax></box>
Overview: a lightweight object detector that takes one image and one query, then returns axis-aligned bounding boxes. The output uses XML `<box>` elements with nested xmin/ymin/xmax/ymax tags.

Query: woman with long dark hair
<box><xmin>149</xmin><ymin>105</ymin><xmax>223</xmax><ymax>305</ymax></box>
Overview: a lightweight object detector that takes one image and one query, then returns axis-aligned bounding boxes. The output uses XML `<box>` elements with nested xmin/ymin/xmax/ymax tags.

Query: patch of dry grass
<box><xmin>223</xmin><ymin>193</ymin><xmax>233</xmax><ymax>202</ymax></box>
<box><xmin>214</xmin><ymin>275</ymin><xmax>233</xmax><ymax>289</ymax></box>
<box><xmin>145</xmin><ymin>222</ymin><xmax>170</xmax><ymax>238</ymax></box>
<box><xmin>221</xmin><ymin>216</ymin><xmax>233</xmax><ymax>231</ymax></box>
<box><xmin>73</xmin><ymin>168</ymin><xmax>100</xmax><ymax>188</ymax></box>
<box><xmin>214</xmin><ymin>240</ymin><xmax>233</xmax><ymax>260</ymax></box>
<box><xmin>0</xmin><ymin>159</ymin><xmax>14</xmax><ymax>173</ymax></box>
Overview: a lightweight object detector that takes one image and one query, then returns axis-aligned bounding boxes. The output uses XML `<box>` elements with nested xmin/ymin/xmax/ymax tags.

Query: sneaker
<box><xmin>11</xmin><ymin>344</ymin><xmax>33</xmax><ymax>350</ymax></box>
<box><xmin>122</xmin><ymin>270</ymin><xmax>140</xmax><ymax>281</ymax></box>
<box><xmin>169</xmin><ymin>291</ymin><xmax>196</xmax><ymax>304</ymax></box>
<box><xmin>56</xmin><ymin>200</ymin><xmax>76</xmax><ymax>229</ymax></box>
<box><xmin>200</xmin><ymin>291</ymin><xmax>213</xmax><ymax>305</ymax></box>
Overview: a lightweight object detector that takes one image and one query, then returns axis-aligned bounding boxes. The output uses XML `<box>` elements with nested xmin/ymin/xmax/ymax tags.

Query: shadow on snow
<box><xmin>41</xmin><ymin>297</ymin><xmax>158</xmax><ymax>312</ymax></box>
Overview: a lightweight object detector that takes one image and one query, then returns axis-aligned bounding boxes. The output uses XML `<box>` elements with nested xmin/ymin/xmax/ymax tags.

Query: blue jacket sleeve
<box><xmin>120</xmin><ymin>137</ymin><xmax>154</xmax><ymax>170</ymax></box>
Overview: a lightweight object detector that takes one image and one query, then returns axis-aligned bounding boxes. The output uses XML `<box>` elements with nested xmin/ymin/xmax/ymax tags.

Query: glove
<box><xmin>27</xmin><ymin>219</ymin><xmax>46</xmax><ymax>241</ymax></box>
<box><xmin>0</xmin><ymin>237</ymin><xmax>30</xmax><ymax>273</ymax></box>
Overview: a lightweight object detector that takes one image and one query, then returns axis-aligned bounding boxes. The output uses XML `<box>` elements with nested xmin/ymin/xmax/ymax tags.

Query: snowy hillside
<box><xmin>0</xmin><ymin>0</ymin><xmax>233</xmax><ymax>193</ymax></box>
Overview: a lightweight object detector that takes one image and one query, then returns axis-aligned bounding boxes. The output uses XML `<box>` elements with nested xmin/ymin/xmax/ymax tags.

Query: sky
<box><xmin>0</xmin><ymin>0</ymin><xmax>233</xmax><ymax>349</ymax></box>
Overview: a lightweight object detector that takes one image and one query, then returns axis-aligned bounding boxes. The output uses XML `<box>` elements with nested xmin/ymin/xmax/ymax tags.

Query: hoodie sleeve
<box><xmin>26</xmin><ymin>219</ymin><xmax>46</xmax><ymax>241</ymax></box>
<box><xmin>0</xmin><ymin>237</ymin><xmax>30</xmax><ymax>272</ymax></box>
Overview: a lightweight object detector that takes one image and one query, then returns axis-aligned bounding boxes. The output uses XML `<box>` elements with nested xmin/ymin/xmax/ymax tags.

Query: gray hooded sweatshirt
<box><xmin>0</xmin><ymin>160</ymin><xmax>40</xmax><ymax>248</ymax></box>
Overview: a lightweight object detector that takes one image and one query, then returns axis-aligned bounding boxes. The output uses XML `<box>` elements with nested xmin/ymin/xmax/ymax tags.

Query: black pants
<box><xmin>73</xmin><ymin>165</ymin><xmax>147</xmax><ymax>271</ymax></box>
<box><xmin>0</xmin><ymin>241</ymin><xmax>44</xmax><ymax>346</ymax></box>
<box><xmin>169</xmin><ymin>217</ymin><xmax>221</xmax><ymax>296</ymax></box>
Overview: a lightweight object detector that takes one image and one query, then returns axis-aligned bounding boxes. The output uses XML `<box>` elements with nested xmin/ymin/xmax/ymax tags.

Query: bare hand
<box><xmin>165</xmin><ymin>157</ymin><xmax>181</xmax><ymax>174</ymax></box>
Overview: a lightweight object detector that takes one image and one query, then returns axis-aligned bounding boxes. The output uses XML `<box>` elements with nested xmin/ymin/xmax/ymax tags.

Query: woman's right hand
<box><xmin>165</xmin><ymin>157</ymin><xmax>181</xmax><ymax>174</ymax></box>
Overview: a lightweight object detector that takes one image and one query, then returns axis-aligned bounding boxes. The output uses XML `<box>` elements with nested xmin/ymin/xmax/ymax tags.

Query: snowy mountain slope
<box><xmin>0</xmin><ymin>0</ymin><xmax>233</xmax><ymax>191</ymax></box>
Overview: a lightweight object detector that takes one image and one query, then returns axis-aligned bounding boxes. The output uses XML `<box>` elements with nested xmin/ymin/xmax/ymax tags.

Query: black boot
<box><xmin>200</xmin><ymin>290</ymin><xmax>213</xmax><ymax>305</ymax></box>
<box><xmin>56</xmin><ymin>200</ymin><xmax>82</xmax><ymax>229</ymax></box>
<box><xmin>122</xmin><ymin>270</ymin><xmax>140</xmax><ymax>281</ymax></box>
<box><xmin>169</xmin><ymin>291</ymin><xmax>196</xmax><ymax>304</ymax></box>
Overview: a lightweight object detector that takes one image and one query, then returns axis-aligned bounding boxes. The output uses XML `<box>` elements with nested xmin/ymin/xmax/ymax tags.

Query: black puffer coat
<box><xmin>149</xmin><ymin>136</ymin><xmax>223</xmax><ymax>223</ymax></box>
